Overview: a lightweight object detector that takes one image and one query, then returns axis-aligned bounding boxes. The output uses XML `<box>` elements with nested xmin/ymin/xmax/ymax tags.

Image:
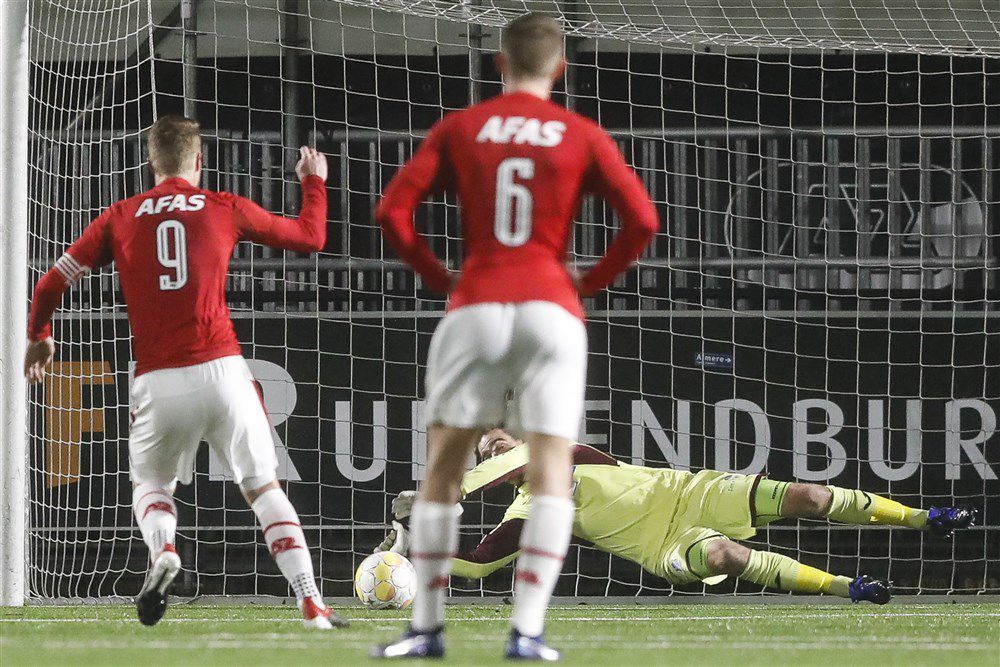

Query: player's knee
<box><xmin>703</xmin><ymin>540</ymin><xmax>750</xmax><ymax>576</ymax></box>
<box><xmin>133</xmin><ymin>479</ymin><xmax>177</xmax><ymax>495</ymax></box>
<box><xmin>786</xmin><ymin>483</ymin><xmax>833</xmax><ymax>518</ymax></box>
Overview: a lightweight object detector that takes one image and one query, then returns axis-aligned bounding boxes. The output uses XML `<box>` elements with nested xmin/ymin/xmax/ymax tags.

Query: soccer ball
<box><xmin>354</xmin><ymin>551</ymin><xmax>417</xmax><ymax>609</ymax></box>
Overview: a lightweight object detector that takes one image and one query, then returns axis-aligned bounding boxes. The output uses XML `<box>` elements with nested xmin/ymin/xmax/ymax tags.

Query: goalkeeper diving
<box><xmin>379</xmin><ymin>429</ymin><xmax>977</xmax><ymax>603</ymax></box>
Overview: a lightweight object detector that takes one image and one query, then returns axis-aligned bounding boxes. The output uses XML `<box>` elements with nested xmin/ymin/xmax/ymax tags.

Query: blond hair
<box><xmin>501</xmin><ymin>13</ymin><xmax>563</xmax><ymax>79</ymax></box>
<box><xmin>147</xmin><ymin>115</ymin><xmax>201</xmax><ymax>176</ymax></box>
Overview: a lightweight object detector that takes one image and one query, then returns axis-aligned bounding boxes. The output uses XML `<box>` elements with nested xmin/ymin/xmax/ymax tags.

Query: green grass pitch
<box><xmin>1</xmin><ymin>603</ymin><xmax>996</xmax><ymax>665</ymax></box>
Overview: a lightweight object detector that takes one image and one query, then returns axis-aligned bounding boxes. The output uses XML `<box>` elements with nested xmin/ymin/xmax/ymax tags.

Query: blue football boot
<box><xmin>926</xmin><ymin>506</ymin><xmax>977</xmax><ymax>538</ymax></box>
<box><xmin>505</xmin><ymin>629</ymin><xmax>560</xmax><ymax>661</ymax></box>
<box><xmin>848</xmin><ymin>575</ymin><xmax>892</xmax><ymax>605</ymax></box>
<box><xmin>371</xmin><ymin>626</ymin><xmax>445</xmax><ymax>659</ymax></box>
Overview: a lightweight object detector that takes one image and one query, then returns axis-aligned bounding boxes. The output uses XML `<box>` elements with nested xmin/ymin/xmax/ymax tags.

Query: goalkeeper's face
<box><xmin>478</xmin><ymin>429</ymin><xmax>520</xmax><ymax>460</ymax></box>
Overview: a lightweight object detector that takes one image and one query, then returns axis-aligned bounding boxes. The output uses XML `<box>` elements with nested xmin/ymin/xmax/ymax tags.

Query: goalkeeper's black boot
<box><xmin>136</xmin><ymin>544</ymin><xmax>181</xmax><ymax>626</ymax></box>
<box><xmin>926</xmin><ymin>507</ymin><xmax>977</xmax><ymax>538</ymax></box>
<box><xmin>848</xmin><ymin>575</ymin><xmax>892</xmax><ymax>605</ymax></box>
<box><xmin>371</xmin><ymin>626</ymin><xmax>445</xmax><ymax>659</ymax></box>
<box><xmin>505</xmin><ymin>629</ymin><xmax>560</xmax><ymax>662</ymax></box>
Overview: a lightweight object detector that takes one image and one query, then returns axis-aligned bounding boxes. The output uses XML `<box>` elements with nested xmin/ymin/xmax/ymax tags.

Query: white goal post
<box><xmin>0</xmin><ymin>0</ymin><xmax>30</xmax><ymax>608</ymax></box>
<box><xmin>6</xmin><ymin>0</ymin><xmax>999</xmax><ymax>605</ymax></box>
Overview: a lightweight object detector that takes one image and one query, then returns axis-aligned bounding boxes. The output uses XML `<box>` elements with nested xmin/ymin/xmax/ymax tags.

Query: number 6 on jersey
<box><xmin>156</xmin><ymin>219</ymin><xmax>188</xmax><ymax>290</ymax></box>
<box><xmin>494</xmin><ymin>157</ymin><xmax>534</xmax><ymax>247</ymax></box>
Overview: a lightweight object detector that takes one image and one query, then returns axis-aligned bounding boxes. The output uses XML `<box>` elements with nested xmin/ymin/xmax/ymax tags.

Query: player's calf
<box><xmin>133</xmin><ymin>483</ymin><xmax>178</xmax><ymax>558</ymax></box>
<box><xmin>246</xmin><ymin>481</ymin><xmax>347</xmax><ymax>628</ymax></box>
<box><xmin>689</xmin><ymin>537</ymin><xmax>892</xmax><ymax>604</ymax></box>
<box><xmin>776</xmin><ymin>481</ymin><xmax>977</xmax><ymax>538</ymax></box>
<box><xmin>510</xmin><ymin>436</ymin><xmax>574</xmax><ymax>644</ymax></box>
<box><xmin>132</xmin><ymin>483</ymin><xmax>181</xmax><ymax>626</ymax></box>
<box><xmin>776</xmin><ymin>483</ymin><xmax>832</xmax><ymax>519</ymax></box>
<box><xmin>405</xmin><ymin>426</ymin><xmax>477</xmax><ymax>635</ymax></box>
<box><xmin>698</xmin><ymin>539</ymin><xmax>861</xmax><ymax>601</ymax></box>
<box><xmin>771</xmin><ymin>480</ymin><xmax>931</xmax><ymax>530</ymax></box>
<box><xmin>823</xmin><ymin>486</ymin><xmax>927</xmax><ymax>529</ymax></box>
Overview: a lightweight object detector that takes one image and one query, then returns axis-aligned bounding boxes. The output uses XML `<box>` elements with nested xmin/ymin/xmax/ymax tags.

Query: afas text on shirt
<box><xmin>134</xmin><ymin>193</ymin><xmax>206</xmax><ymax>217</ymax></box>
<box><xmin>475</xmin><ymin>115</ymin><xmax>567</xmax><ymax>147</ymax></box>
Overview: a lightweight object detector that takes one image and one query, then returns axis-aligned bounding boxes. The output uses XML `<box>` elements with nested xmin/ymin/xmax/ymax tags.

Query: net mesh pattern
<box><xmin>24</xmin><ymin>0</ymin><xmax>998</xmax><ymax>600</ymax></box>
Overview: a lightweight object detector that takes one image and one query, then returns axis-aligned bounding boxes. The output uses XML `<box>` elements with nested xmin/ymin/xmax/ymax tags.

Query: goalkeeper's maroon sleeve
<box><xmin>452</xmin><ymin>444</ymin><xmax>616</xmax><ymax>578</ymax></box>
<box><xmin>374</xmin><ymin>120</ymin><xmax>454</xmax><ymax>293</ymax></box>
<box><xmin>570</xmin><ymin>444</ymin><xmax>619</xmax><ymax>467</ymax></box>
<box><xmin>578</xmin><ymin>127</ymin><xmax>659</xmax><ymax>296</ymax></box>
<box><xmin>453</xmin><ymin>519</ymin><xmax>525</xmax><ymax>578</ymax></box>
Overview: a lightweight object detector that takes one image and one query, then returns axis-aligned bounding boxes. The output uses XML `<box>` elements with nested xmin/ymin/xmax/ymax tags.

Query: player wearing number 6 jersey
<box><xmin>24</xmin><ymin>115</ymin><xmax>347</xmax><ymax>630</ymax></box>
<box><xmin>373</xmin><ymin>13</ymin><xmax>658</xmax><ymax>661</ymax></box>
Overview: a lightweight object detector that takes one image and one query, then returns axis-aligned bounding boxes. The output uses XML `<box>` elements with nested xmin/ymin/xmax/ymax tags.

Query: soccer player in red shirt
<box><xmin>24</xmin><ymin>116</ymin><xmax>347</xmax><ymax>630</ymax></box>
<box><xmin>372</xmin><ymin>13</ymin><xmax>658</xmax><ymax>661</ymax></box>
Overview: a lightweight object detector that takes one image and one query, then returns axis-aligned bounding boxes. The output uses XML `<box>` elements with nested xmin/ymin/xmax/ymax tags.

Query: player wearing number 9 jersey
<box><xmin>24</xmin><ymin>115</ymin><xmax>348</xmax><ymax>630</ymax></box>
<box><xmin>373</xmin><ymin>13</ymin><xmax>658</xmax><ymax>662</ymax></box>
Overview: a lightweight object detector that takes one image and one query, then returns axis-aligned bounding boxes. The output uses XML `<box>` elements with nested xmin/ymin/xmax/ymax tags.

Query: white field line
<box><xmin>1</xmin><ymin>611</ymin><xmax>998</xmax><ymax>623</ymax></box>
<box><xmin>12</xmin><ymin>631</ymin><xmax>990</xmax><ymax>644</ymax></box>
<box><xmin>1</xmin><ymin>638</ymin><xmax>994</xmax><ymax>652</ymax></box>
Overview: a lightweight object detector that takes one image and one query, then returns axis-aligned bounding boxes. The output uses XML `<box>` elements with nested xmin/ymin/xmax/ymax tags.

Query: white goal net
<box><xmin>20</xmin><ymin>0</ymin><xmax>998</xmax><ymax>602</ymax></box>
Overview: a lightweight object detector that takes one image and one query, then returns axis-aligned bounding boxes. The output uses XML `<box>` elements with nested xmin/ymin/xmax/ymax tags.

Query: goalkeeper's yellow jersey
<box><xmin>456</xmin><ymin>443</ymin><xmax>754</xmax><ymax>580</ymax></box>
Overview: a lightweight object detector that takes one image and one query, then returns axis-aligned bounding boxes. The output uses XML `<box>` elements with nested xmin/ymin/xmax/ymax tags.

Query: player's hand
<box><xmin>392</xmin><ymin>490</ymin><xmax>417</xmax><ymax>521</ymax></box>
<box><xmin>295</xmin><ymin>146</ymin><xmax>328</xmax><ymax>183</ymax></box>
<box><xmin>24</xmin><ymin>337</ymin><xmax>55</xmax><ymax>384</ymax></box>
<box><xmin>375</xmin><ymin>521</ymin><xmax>409</xmax><ymax>555</ymax></box>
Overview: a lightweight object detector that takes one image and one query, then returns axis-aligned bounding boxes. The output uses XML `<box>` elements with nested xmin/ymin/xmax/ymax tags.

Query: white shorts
<box><xmin>129</xmin><ymin>355</ymin><xmax>277</xmax><ymax>488</ymax></box>
<box><xmin>425</xmin><ymin>301</ymin><xmax>587</xmax><ymax>440</ymax></box>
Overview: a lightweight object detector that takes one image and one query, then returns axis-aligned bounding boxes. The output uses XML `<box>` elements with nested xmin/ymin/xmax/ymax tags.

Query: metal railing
<box><xmin>28</xmin><ymin>126</ymin><xmax>998</xmax><ymax>312</ymax></box>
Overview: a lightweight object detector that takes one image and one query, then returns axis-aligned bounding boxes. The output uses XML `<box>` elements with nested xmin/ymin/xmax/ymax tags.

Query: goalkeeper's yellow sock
<box><xmin>740</xmin><ymin>549</ymin><xmax>851</xmax><ymax>598</ymax></box>
<box><xmin>825</xmin><ymin>486</ymin><xmax>928</xmax><ymax>528</ymax></box>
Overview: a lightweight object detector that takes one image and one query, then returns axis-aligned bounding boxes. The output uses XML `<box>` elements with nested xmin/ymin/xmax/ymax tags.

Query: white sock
<box><xmin>409</xmin><ymin>500</ymin><xmax>461</xmax><ymax>632</ymax></box>
<box><xmin>132</xmin><ymin>484</ymin><xmax>177</xmax><ymax>558</ymax></box>
<box><xmin>511</xmin><ymin>495</ymin><xmax>574</xmax><ymax>637</ymax></box>
<box><xmin>251</xmin><ymin>488</ymin><xmax>322</xmax><ymax>603</ymax></box>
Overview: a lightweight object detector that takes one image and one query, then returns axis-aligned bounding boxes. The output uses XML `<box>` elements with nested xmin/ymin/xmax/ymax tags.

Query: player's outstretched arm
<box><xmin>25</xmin><ymin>209</ymin><xmax>113</xmax><ymax>382</ymax></box>
<box><xmin>378</xmin><ymin>498</ymin><xmax>522</xmax><ymax>579</ymax></box>
<box><xmin>578</xmin><ymin>129</ymin><xmax>659</xmax><ymax>296</ymax></box>
<box><xmin>25</xmin><ymin>268</ymin><xmax>67</xmax><ymax>382</ymax></box>
<box><xmin>234</xmin><ymin>146</ymin><xmax>328</xmax><ymax>253</ymax></box>
<box><xmin>25</xmin><ymin>267</ymin><xmax>76</xmax><ymax>382</ymax></box>
<box><xmin>451</xmin><ymin>520</ymin><xmax>524</xmax><ymax>580</ymax></box>
<box><xmin>460</xmin><ymin>445</ymin><xmax>531</xmax><ymax>498</ymax></box>
<box><xmin>374</xmin><ymin>121</ymin><xmax>454</xmax><ymax>293</ymax></box>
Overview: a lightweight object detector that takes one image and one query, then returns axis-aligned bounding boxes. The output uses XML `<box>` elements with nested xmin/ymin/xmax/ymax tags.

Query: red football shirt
<box><xmin>28</xmin><ymin>176</ymin><xmax>327</xmax><ymax>376</ymax></box>
<box><xmin>376</xmin><ymin>91</ymin><xmax>659</xmax><ymax>318</ymax></box>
